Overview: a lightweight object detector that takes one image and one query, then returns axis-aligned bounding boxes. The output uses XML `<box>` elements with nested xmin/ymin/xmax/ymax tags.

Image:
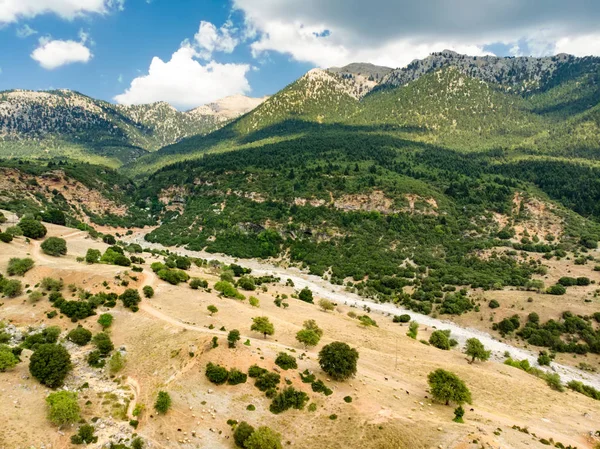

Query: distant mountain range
<box><xmin>0</xmin><ymin>89</ymin><xmax>266</xmax><ymax>166</ymax></box>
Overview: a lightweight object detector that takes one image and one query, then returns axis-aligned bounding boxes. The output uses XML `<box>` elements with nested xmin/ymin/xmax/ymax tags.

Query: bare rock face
<box><xmin>328</xmin><ymin>63</ymin><xmax>393</xmax><ymax>97</ymax></box>
<box><xmin>188</xmin><ymin>95</ymin><xmax>268</xmax><ymax>122</ymax></box>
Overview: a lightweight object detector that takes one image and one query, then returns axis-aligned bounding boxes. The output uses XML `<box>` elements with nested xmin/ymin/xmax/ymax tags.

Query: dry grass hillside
<box><xmin>1</xmin><ymin>218</ymin><xmax>600</xmax><ymax>449</ymax></box>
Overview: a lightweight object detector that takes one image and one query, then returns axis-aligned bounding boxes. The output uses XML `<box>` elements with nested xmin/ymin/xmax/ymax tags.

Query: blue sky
<box><xmin>1</xmin><ymin>0</ymin><xmax>599</xmax><ymax>110</ymax></box>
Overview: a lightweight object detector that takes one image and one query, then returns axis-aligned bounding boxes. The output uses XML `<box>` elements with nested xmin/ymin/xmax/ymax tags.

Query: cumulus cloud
<box><xmin>193</xmin><ymin>20</ymin><xmax>239</xmax><ymax>60</ymax></box>
<box><xmin>31</xmin><ymin>36</ymin><xmax>92</xmax><ymax>70</ymax></box>
<box><xmin>0</xmin><ymin>0</ymin><xmax>124</xmax><ymax>24</ymax></box>
<box><xmin>233</xmin><ymin>0</ymin><xmax>600</xmax><ymax>67</ymax></box>
<box><xmin>114</xmin><ymin>45</ymin><xmax>250</xmax><ymax>110</ymax></box>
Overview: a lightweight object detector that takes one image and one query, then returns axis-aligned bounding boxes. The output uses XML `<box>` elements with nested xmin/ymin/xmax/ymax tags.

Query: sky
<box><xmin>1</xmin><ymin>0</ymin><xmax>600</xmax><ymax>110</ymax></box>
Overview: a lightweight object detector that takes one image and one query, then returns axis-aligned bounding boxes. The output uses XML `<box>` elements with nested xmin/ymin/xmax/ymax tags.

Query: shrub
<box><xmin>92</xmin><ymin>333</ymin><xmax>114</xmax><ymax>356</ymax></box>
<box><xmin>428</xmin><ymin>369</ymin><xmax>472</xmax><ymax>405</ymax></box>
<box><xmin>547</xmin><ymin>284</ymin><xmax>566</xmax><ymax>295</ymax></box>
<box><xmin>359</xmin><ymin>315</ymin><xmax>378</xmax><ymax>327</ymax></box>
<box><xmin>18</xmin><ymin>217</ymin><xmax>47</xmax><ymax>239</ymax></box>
<box><xmin>97</xmin><ymin>313</ymin><xmax>113</xmax><ymax>330</ymax></box>
<box><xmin>0</xmin><ymin>232</ymin><xmax>13</xmax><ymax>243</ymax></box>
<box><xmin>311</xmin><ymin>379</ymin><xmax>332</xmax><ymax>396</ymax></box>
<box><xmin>275</xmin><ymin>352</ymin><xmax>297</xmax><ymax>370</ymax></box>
<box><xmin>227</xmin><ymin>368</ymin><xmax>248</xmax><ymax>385</ymax></box>
<box><xmin>237</xmin><ymin>276</ymin><xmax>256</xmax><ymax>291</ymax></box>
<box><xmin>85</xmin><ymin>249</ymin><xmax>101</xmax><ymax>264</ymax></box>
<box><xmin>318</xmin><ymin>342</ymin><xmax>359</xmax><ymax>381</ymax></box>
<box><xmin>0</xmin><ymin>345</ymin><xmax>18</xmax><ymax>372</ymax></box>
<box><xmin>29</xmin><ymin>290</ymin><xmax>43</xmax><ymax>303</ymax></box>
<box><xmin>567</xmin><ymin>381</ymin><xmax>600</xmax><ymax>401</ymax></box>
<box><xmin>429</xmin><ymin>330</ymin><xmax>451</xmax><ymax>350</ymax></box>
<box><xmin>343</xmin><ymin>396</ymin><xmax>353</xmax><ymax>403</ymax></box>
<box><xmin>67</xmin><ymin>327</ymin><xmax>92</xmax><ymax>346</ymax></box>
<box><xmin>215</xmin><ymin>281</ymin><xmax>245</xmax><ymax>299</ymax></box>
<box><xmin>227</xmin><ymin>329</ymin><xmax>241</xmax><ymax>348</ymax></box>
<box><xmin>41</xmin><ymin>277</ymin><xmax>63</xmax><ymax>291</ymax></box>
<box><xmin>537</xmin><ymin>351</ymin><xmax>552</xmax><ymax>366</ymax></box>
<box><xmin>71</xmin><ymin>424</ymin><xmax>98</xmax><ymax>444</ymax></box>
<box><xmin>244</xmin><ymin>427</ymin><xmax>282</xmax><ymax>449</ymax></box>
<box><xmin>46</xmin><ymin>391</ymin><xmax>80</xmax><ymax>426</ymax></box>
<box><xmin>251</xmin><ymin>316</ymin><xmax>274</xmax><ymax>338</ymax></box>
<box><xmin>489</xmin><ymin>299</ymin><xmax>500</xmax><ymax>309</ymax></box>
<box><xmin>255</xmin><ymin>372</ymin><xmax>280</xmax><ymax>391</ymax></box>
<box><xmin>298</xmin><ymin>287</ymin><xmax>314</xmax><ymax>303</ymax></box>
<box><xmin>108</xmin><ymin>351</ymin><xmax>126</xmax><ymax>374</ymax></box>
<box><xmin>234</xmin><ymin>421</ymin><xmax>255</xmax><ymax>448</ymax></box>
<box><xmin>319</xmin><ymin>298</ymin><xmax>335</xmax><ymax>312</ymax></box>
<box><xmin>207</xmin><ymin>305</ymin><xmax>218</xmax><ymax>316</ymax></box>
<box><xmin>205</xmin><ymin>362</ymin><xmax>229</xmax><ymax>385</ymax></box>
<box><xmin>142</xmin><ymin>285</ymin><xmax>154</xmax><ymax>298</ymax></box>
<box><xmin>41</xmin><ymin>237</ymin><xmax>67</xmax><ymax>256</ymax></box>
<box><xmin>154</xmin><ymin>391</ymin><xmax>171</xmax><ymax>414</ymax></box>
<box><xmin>407</xmin><ymin>321</ymin><xmax>419</xmax><ymax>339</ymax></box>
<box><xmin>87</xmin><ymin>350</ymin><xmax>104</xmax><ymax>368</ymax></box>
<box><xmin>269</xmin><ymin>387</ymin><xmax>309</xmax><ymax>414</ymax></box>
<box><xmin>464</xmin><ymin>338</ymin><xmax>490</xmax><ymax>363</ymax></box>
<box><xmin>7</xmin><ymin>257</ymin><xmax>35</xmax><ymax>276</ymax></box>
<box><xmin>248</xmin><ymin>365</ymin><xmax>268</xmax><ymax>378</ymax></box>
<box><xmin>544</xmin><ymin>373</ymin><xmax>564</xmax><ymax>392</ymax></box>
<box><xmin>249</xmin><ymin>296</ymin><xmax>260</xmax><ymax>307</ymax></box>
<box><xmin>29</xmin><ymin>344</ymin><xmax>72</xmax><ymax>388</ymax></box>
<box><xmin>120</xmin><ymin>289</ymin><xmax>141</xmax><ymax>311</ymax></box>
<box><xmin>189</xmin><ymin>278</ymin><xmax>208</xmax><ymax>289</ymax></box>
<box><xmin>393</xmin><ymin>314</ymin><xmax>411</xmax><ymax>323</ymax></box>
<box><xmin>495</xmin><ymin>315</ymin><xmax>521</xmax><ymax>336</ymax></box>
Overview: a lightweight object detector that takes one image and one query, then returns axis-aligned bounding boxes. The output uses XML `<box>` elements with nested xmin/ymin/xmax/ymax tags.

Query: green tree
<box><xmin>318</xmin><ymin>342</ymin><xmax>359</xmax><ymax>381</ymax></box>
<box><xmin>2</xmin><ymin>279</ymin><xmax>23</xmax><ymax>298</ymax></box>
<box><xmin>0</xmin><ymin>345</ymin><xmax>18</xmax><ymax>372</ymax></box>
<box><xmin>70</xmin><ymin>424</ymin><xmax>98</xmax><ymax>444</ymax></box>
<box><xmin>46</xmin><ymin>391</ymin><xmax>80</xmax><ymax>426</ymax></box>
<box><xmin>29</xmin><ymin>344</ymin><xmax>72</xmax><ymax>388</ymax></box>
<box><xmin>120</xmin><ymin>289</ymin><xmax>141</xmax><ymax>311</ymax></box>
<box><xmin>318</xmin><ymin>298</ymin><xmax>335</xmax><ymax>312</ymax></box>
<box><xmin>296</xmin><ymin>329</ymin><xmax>320</xmax><ymax>348</ymax></box>
<box><xmin>428</xmin><ymin>369</ymin><xmax>472</xmax><ymax>405</ymax></box>
<box><xmin>67</xmin><ymin>327</ymin><xmax>92</xmax><ymax>346</ymax></box>
<box><xmin>233</xmin><ymin>421</ymin><xmax>255</xmax><ymax>448</ymax></box>
<box><xmin>228</xmin><ymin>329</ymin><xmax>241</xmax><ymax>348</ymax></box>
<box><xmin>407</xmin><ymin>321</ymin><xmax>419</xmax><ymax>339</ymax></box>
<box><xmin>92</xmin><ymin>333</ymin><xmax>114</xmax><ymax>356</ymax></box>
<box><xmin>249</xmin><ymin>296</ymin><xmax>260</xmax><ymax>307</ymax></box>
<box><xmin>142</xmin><ymin>285</ymin><xmax>154</xmax><ymax>298</ymax></box>
<box><xmin>102</xmin><ymin>234</ymin><xmax>116</xmax><ymax>245</ymax></box>
<box><xmin>7</xmin><ymin>258</ymin><xmax>35</xmax><ymax>276</ymax></box>
<box><xmin>303</xmin><ymin>319</ymin><xmax>323</xmax><ymax>337</ymax></box>
<box><xmin>85</xmin><ymin>249</ymin><xmax>101</xmax><ymax>264</ymax></box>
<box><xmin>251</xmin><ymin>316</ymin><xmax>274</xmax><ymax>339</ymax></box>
<box><xmin>108</xmin><ymin>351</ymin><xmax>126</xmax><ymax>374</ymax></box>
<box><xmin>453</xmin><ymin>405</ymin><xmax>465</xmax><ymax>423</ymax></box>
<box><xmin>154</xmin><ymin>391</ymin><xmax>172</xmax><ymax>414</ymax></box>
<box><xmin>207</xmin><ymin>305</ymin><xmax>218</xmax><ymax>316</ymax></box>
<box><xmin>18</xmin><ymin>217</ymin><xmax>47</xmax><ymax>239</ymax></box>
<box><xmin>205</xmin><ymin>362</ymin><xmax>229</xmax><ymax>385</ymax></box>
<box><xmin>429</xmin><ymin>330</ymin><xmax>451</xmax><ymax>350</ymax></box>
<box><xmin>298</xmin><ymin>287</ymin><xmax>314</xmax><ymax>303</ymax></box>
<box><xmin>98</xmin><ymin>313</ymin><xmax>114</xmax><ymax>330</ymax></box>
<box><xmin>464</xmin><ymin>338</ymin><xmax>491</xmax><ymax>363</ymax></box>
<box><xmin>41</xmin><ymin>237</ymin><xmax>67</xmax><ymax>256</ymax></box>
<box><xmin>274</xmin><ymin>352</ymin><xmax>297</xmax><ymax>370</ymax></box>
<box><xmin>244</xmin><ymin>426</ymin><xmax>282</xmax><ymax>449</ymax></box>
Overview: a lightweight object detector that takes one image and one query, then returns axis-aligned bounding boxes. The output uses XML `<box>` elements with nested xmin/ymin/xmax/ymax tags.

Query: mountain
<box><xmin>0</xmin><ymin>89</ymin><xmax>265</xmax><ymax>167</ymax></box>
<box><xmin>328</xmin><ymin>62</ymin><xmax>393</xmax><ymax>97</ymax></box>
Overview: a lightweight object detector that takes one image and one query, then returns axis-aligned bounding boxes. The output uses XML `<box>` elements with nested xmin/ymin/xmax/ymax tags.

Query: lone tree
<box><xmin>244</xmin><ymin>426</ymin><xmax>282</xmax><ymax>449</ymax></box>
<box><xmin>464</xmin><ymin>338</ymin><xmax>491</xmax><ymax>363</ymax></box>
<box><xmin>143</xmin><ymin>285</ymin><xmax>154</xmax><ymax>298</ymax></box>
<box><xmin>46</xmin><ymin>391</ymin><xmax>80</xmax><ymax>426</ymax></box>
<box><xmin>429</xmin><ymin>330</ymin><xmax>450</xmax><ymax>350</ymax></box>
<box><xmin>318</xmin><ymin>298</ymin><xmax>335</xmax><ymax>312</ymax></box>
<box><xmin>29</xmin><ymin>344</ymin><xmax>72</xmax><ymax>388</ymax></box>
<box><xmin>154</xmin><ymin>391</ymin><xmax>172</xmax><ymax>414</ymax></box>
<box><xmin>207</xmin><ymin>305</ymin><xmax>218</xmax><ymax>316</ymax></box>
<box><xmin>298</xmin><ymin>287</ymin><xmax>314</xmax><ymax>304</ymax></box>
<box><xmin>98</xmin><ymin>313</ymin><xmax>114</xmax><ymax>330</ymax></box>
<box><xmin>318</xmin><ymin>342</ymin><xmax>359</xmax><ymax>381</ymax></box>
<box><xmin>251</xmin><ymin>316</ymin><xmax>275</xmax><ymax>339</ymax></box>
<box><xmin>427</xmin><ymin>369</ymin><xmax>472</xmax><ymax>406</ymax></box>
<box><xmin>296</xmin><ymin>329</ymin><xmax>320</xmax><ymax>348</ymax></box>
<box><xmin>120</xmin><ymin>289</ymin><xmax>141</xmax><ymax>311</ymax></box>
<box><xmin>41</xmin><ymin>237</ymin><xmax>67</xmax><ymax>256</ymax></box>
<box><xmin>228</xmin><ymin>329</ymin><xmax>241</xmax><ymax>348</ymax></box>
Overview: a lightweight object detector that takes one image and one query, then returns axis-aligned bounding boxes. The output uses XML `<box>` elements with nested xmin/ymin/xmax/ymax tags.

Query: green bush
<box><xmin>46</xmin><ymin>391</ymin><xmax>80</xmax><ymax>425</ymax></box>
<box><xmin>428</xmin><ymin>369</ymin><xmax>472</xmax><ymax>405</ymax></box>
<box><xmin>244</xmin><ymin>427</ymin><xmax>282</xmax><ymax>449</ymax></box>
<box><xmin>547</xmin><ymin>284</ymin><xmax>566</xmax><ymax>295</ymax></box>
<box><xmin>97</xmin><ymin>313</ymin><xmax>113</xmax><ymax>330</ymax></box>
<box><xmin>227</xmin><ymin>368</ymin><xmax>248</xmax><ymax>385</ymax></box>
<box><xmin>393</xmin><ymin>314</ymin><xmax>411</xmax><ymax>323</ymax></box>
<box><xmin>269</xmin><ymin>387</ymin><xmax>309</xmax><ymax>414</ymax></box>
<box><xmin>92</xmin><ymin>333</ymin><xmax>114</xmax><ymax>356</ymax></box>
<box><xmin>234</xmin><ymin>421</ymin><xmax>255</xmax><ymax>448</ymax></box>
<box><xmin>7</xmin><ymin>258</ymin><xmax>35</xmax><ymax>276</ymax></box>
<box><xmin>0</xmin><ymin>232</ymin><xmax>13</xmax><ymax>243</ymax></box>
<box><xmin>205</xmin><ymin>362</ymin><xmax>229</xmax><ymax>385</ymax></box>
<box><xmin>429</xmin><ymin>330</ymin><xmax>451</xmax><ymax>350</ymax></box>
<box><xmin>85</xmin><ymin>249</ymin><xmax>101</xmax><ymax>264</ymax></box>
<box><xmin>214</xmin><ymin>281</ymin><xmax>245</xmax><ymax>299</ymax></box>
<box><xmin>29</xmin><ymin>344</ymin><xmax>72</xmax><ymax>388</ymax></box>
<box><xmin>0</xmin><ymin>345</ymin><xmax>19</xmax><ymax>372</ymax></box>
<box><xmin>2</xmin><ymin>279</ymin><xmax>23</xmax><ymax>297</ymax></box>
<box><xmin>67</xmin><ymin>327</ymin><xmax>92</xmax><ymax>346</ymax></box>
<box><xmin>298</xmin><ymin>287</ymin><xmax>314</xmax><ymax>303</ymax></box>
<box><xmin>142</xmin><ymin>285</ymin><xmax>154</xmax><ymax>298</ymax></box>
<box><xmin>18</xmin><ymin>217</ymin><xmax>47</xmax><ymax>239</ymax></box>
<box><xmin>119</xmin><ymin>289</ymin><xmax>141</xmax><ymax>311</ymax></box>
<box><xmin>41</xmin><ymin>237</ymin><xmax>67</xmax><ymax>256</ymax></box>
<box><xmin>70</xmin><ymin>424</ymin><xmax>98</xmax><ymax>444</ymax></box>
<box><xmin>274</xmin><ymin>352</ymin><xmax>297</xmax><ymax>370</ymax></box>
<box><xmin>41</xmin><ymin>277</ymin><xmax>63</xmax><ymax>291</ymax></box>
<box><xmin>248</xmin><ymin>365</ymin><xmax>268</xmax><ymax>378</ymax></box>
<box><xmin>489</xmin><ymin>299</ymin><xmax>500</xmax><ymax>309</ymax></box>
<box><xmin>189</xmin><ymin>278</ymin><xmax>208</xmax><ymax>289</ymax></box>
<box><xmin>255</xmin><ymin>372</ymin><xmax>280</xmax><ymax>391</ymax></box>
<box><xmin>154</xmin><ymin>391</ymin><xmax>172</xmax><ymax>414</ymax></box>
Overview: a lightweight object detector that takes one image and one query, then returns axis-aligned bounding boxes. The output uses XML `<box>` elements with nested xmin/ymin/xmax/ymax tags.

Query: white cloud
<box><xmin>193</xmin><ymin>20</ymin><xmax>238</xmax><ymax>60</ymax></box>
<box><xmin>114</xmin><ymin>45</ymin><xmax>251</xmax><ymax>110</ymax></box>
<box><xmin>0</xmin><ymin>0</ymin><xmax>124</xmax><ymax>24</ymax></box>
<box><xmin>233</xmin><ymin>0</ymin><xmax>600</xmax><ymax>67</ymax></box>
<box><xmin>16</xmin><ymin>24</ymin><xmax>37</xmax><ymax>38</ymax></box>
<box><xmin>555</xmin><ymin>34</ymin><xmax>600</xmax><ymax>57</ymax></box>
<box><xmin>31</xmin><ymin>36</ymin><xmax>92</xmax><ymax>70</ymax></box>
